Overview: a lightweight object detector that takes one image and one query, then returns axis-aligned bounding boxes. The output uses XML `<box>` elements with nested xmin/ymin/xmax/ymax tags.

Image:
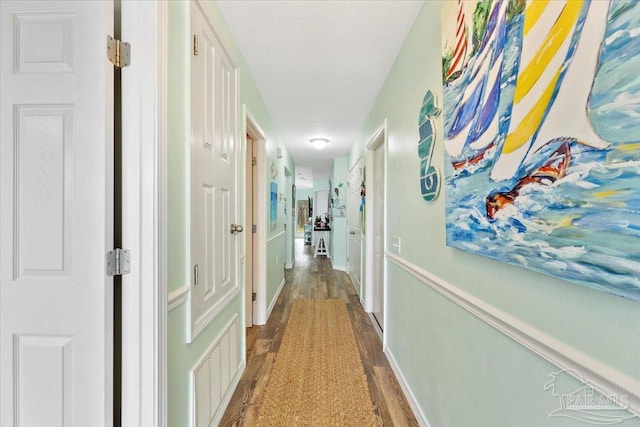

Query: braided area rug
<box><xmin>256</xmin><ymin>299</ymin><xmax>377</xmax><ymax>426</ymax></box>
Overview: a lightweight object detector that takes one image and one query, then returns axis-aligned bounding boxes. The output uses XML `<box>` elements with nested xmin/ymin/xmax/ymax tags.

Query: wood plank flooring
<box><xmin>220</xmin><ymin>240</ymin><xmax>418</xmax><ymax>426</ymax></box>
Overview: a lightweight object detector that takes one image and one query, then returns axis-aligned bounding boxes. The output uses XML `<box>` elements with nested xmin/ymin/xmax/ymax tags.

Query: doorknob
<box><xmin>230</xmin><ymin>224</ymin><xmax>244</xmax><ymax>234</ymax></box>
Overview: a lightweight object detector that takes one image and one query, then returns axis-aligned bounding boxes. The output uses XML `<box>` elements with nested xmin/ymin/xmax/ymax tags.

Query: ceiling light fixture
<box><xmin>310</xmin><ymin>137</ymin><xmax>329</xmax><ymax>150</ymax></box>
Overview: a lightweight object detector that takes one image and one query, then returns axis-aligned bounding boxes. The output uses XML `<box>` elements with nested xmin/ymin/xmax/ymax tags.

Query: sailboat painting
<box><xmin>442</xmin><ymin>0</ymin><xmax>640</xmax><ymax>302</ymax></box>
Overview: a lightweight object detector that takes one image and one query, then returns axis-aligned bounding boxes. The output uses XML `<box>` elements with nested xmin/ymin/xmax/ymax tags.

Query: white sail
<box><xmin>444</xmin><ymin>44</ymin><xmax>493</xmax><ymax>158</ymax></box>
<box><xmin>444</xmin><ymin>0</ymin><xmax>507</xmax><ymax>159</ymax></box>
<box><xmin>490</xmin><ymin>0</ymin><xmax>611</xmax><ymax>182</ymax></box>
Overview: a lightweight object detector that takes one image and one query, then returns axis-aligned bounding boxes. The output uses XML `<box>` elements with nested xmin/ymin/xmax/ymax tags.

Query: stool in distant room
<box><xmin>313</xmin><ymin>229</ymin><xmax>331</xmax><ymax>258</ymax></box>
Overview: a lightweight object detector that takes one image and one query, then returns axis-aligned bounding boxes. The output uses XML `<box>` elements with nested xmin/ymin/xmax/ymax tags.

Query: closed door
<box><xmin>372</xmin><ymin>143</ymin><xmax>385</xmax><ymax>329</ymax></box>
<box><xmin>347</xmin><ymin>162</ymin><xmax>362</xmax><ymax>292</ymax></box>
<box><xmin>1</xmin><ymin>1</ymin><xmax>114</xmax><ymax>425</ymax></box>
<box><xmin>190</xmin><ymin>2</ymin><xmax>239</xmax><ymax>338</ymax></box>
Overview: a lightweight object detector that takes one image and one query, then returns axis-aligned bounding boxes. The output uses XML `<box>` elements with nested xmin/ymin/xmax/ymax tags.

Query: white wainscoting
<box><xmin>190</xmin><ymin>314</ymin><xmax>244</xmax><ymax>427</ymax></box>
<box><xmin>385</xmin><ymin>252</ymin><xmax>640</xmax><ymax>418</ymax></box>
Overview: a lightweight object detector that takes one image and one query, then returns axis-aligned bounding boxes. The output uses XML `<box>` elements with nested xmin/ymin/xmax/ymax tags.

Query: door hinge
<box><xmin>193</xmin><ymin>34</ymin><xmax>199</xmax><ymax>56</ymax></box>
<box><xmin>106</xmin><ymin>249</ymin><xmax>131</xmax><ymax>276</ymax></box>
<box><xmin>252</xmin><ymin>224</ymin><xmax>257</xmax><ymax>233</ymax></box>
<box><xmin>107</xmin><ymin>35</ymin><xmax>131</xmax><ymax>68</ymax></box>
<box><xmin>251</xmin><ymin>156</ymin><xmax>257</xmax><ymax>166</ymax></box>
<box><xmin>252</xmin><ymin>292</ymin><xmax>256</xmax><ymax>301</ymax></box>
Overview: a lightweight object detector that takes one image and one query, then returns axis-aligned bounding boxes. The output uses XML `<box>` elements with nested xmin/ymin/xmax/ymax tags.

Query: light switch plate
<box><xmin>391</xmin><ymin>236</ymin><xmax>401</xmax><ymax>254</ymax></box>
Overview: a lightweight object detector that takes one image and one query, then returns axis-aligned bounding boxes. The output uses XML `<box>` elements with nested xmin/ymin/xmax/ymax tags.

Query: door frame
<box><xmin>347</xmin><ymin>156</ymin><xmax>363</xmax><ymax>296</ymax></box>
<box><xmin>364</xmin><ymin>120</ymin><xmax>387</xmax><ymax>335</ymax></box>
<box><xmin>243</xmin><ymin>108</ymin><xmax>269</xmax><ymax>326</ymax></box>
<box><xmin>120</xmin><ymin>1</ymin><xmax>166</xmax><ymax>426</ymax></box>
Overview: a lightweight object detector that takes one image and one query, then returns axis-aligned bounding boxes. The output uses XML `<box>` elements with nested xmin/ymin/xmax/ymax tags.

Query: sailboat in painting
<box><xmin>442</xmin><ymin>0</ymin><xmax>640</xmax><ymax>301</ymax></box>
<box><xmin>444</xmin><ymin>0</ymin><xmax>509</xmax><ymax>171</ymax></box>
<box><xmin>444</xmin><ymin>0</ymin><xmax>611</xmax><ymax>212</ymax></box>
<box><xmin>490</xmin><ymin>0</ymin><xmax>611</xmax><ymax>181</ymax></box>
<box><xmin>444</xmin><ymin>0</ymin><xmax>471</xmax><ymax>83</ymax></box>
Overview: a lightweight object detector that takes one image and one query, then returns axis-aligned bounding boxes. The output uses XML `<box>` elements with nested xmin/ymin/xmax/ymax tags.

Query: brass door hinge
<box><xmin>252</xmin><ymin>292</ymin><xmax>256</xmax><ymax>302</ymax></box>
<box><xmin>107</xmin><ymin>35</ymin><xmax>131</xmax><ymax>68</ymax></box>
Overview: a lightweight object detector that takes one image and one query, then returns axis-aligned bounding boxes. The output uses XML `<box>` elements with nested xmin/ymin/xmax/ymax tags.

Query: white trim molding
<box><xmin>386</xmin><ymin>252</ymin><xmax>640</xmax><ymax>417</ymax></box>
<box><xmin>385</xmin><ymin>347</ymin><xmax>432</xmax><ymax>427</ymax></box>
<box><xmin>266</xmin><ymin>278</ymin><xmax>286</xmax><ymax>321</ymax></box>
<box><xmin>245</xmin><ymin>108</ymin><xmax>268</xmax><ymax>326</ymax></box>
<box><xmin>168</xmin><ymin>285</ymin><xmax>190</xmax><ymax>311</ymax></box>
<box><xmin>364</xmin><ymin>119</ymin><xmax>387</xmax><ymax>315</ymax></box>
<box><xmin>189</xmin><ymin>287</ymin><xmax>241</xmax><ymax>341</ymax></box>
<box><xmin>331</xmin><ymin>259</ymin><xmax>347</xmax><ymax>272</ymax></box>
<box><xmin>285</xmin><ymin>260</ymin><xmax>295</xmax><ymax>270</ymax></box>
<box><xmin>120</xmin><ymin>1</ymin><xmax>164</xmax><ymax>426</ymax></box>
<box><xmin>267</xmin><ymin>230</ymin><xmax>286</xmax><ymax>245</ymax></box>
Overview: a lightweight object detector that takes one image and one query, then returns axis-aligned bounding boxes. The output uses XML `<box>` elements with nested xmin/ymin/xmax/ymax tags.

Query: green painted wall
<box><xmin>167</xmin><ymin>1</ymin><xmax>293</xmax><ymax>425</ymax></box>
<box><xmin>350</xmin><ymin>2</ymin><xmax>640</xmax><ymax>426</ymax></box>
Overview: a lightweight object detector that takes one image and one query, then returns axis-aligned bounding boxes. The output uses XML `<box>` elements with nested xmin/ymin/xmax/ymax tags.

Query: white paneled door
<box><xmin>190</xmin><ymin>2</ymin><xmax>240</xmax><ymax>341</ymax></box>
<box><xmin>1</xmin><ymin>1</ymin><xmax>114</xmax><ymax>426</ymax></box>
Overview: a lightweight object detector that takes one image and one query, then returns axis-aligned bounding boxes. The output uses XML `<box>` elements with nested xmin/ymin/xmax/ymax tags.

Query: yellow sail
<box><xmin>490</xmin><ymin>0</ymin><xmax>611</xmax><ymax>182</ymax></box>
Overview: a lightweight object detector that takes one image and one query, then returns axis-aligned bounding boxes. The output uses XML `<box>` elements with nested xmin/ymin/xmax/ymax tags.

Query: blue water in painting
<box><xmin>443</xmin><ymin>1</ymin><xmax>640</xmax><ymax>301</ymax></box>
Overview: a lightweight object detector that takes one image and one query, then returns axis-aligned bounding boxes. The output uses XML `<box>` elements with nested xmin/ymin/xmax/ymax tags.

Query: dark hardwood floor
<box><xmin>220</xmin><ymin>239</ymin><xmax>418</xmax><ymax>426</ymax></box>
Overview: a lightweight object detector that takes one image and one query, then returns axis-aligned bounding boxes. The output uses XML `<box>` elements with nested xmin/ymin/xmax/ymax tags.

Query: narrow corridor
<box><xmin>220</xmin><ymin>240</ymin><xmax>418</xmax><ymax>426</ymax></box>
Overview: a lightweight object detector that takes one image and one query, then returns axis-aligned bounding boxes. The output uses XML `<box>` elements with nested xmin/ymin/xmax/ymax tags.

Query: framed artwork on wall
<box><xmin>270</xmin><ymin>181</ymin><xmax>278</xmax><ymax>231</ymax></box>
<box><xmin>441</xmin><ymin>0</ymin><xmax>640</xmax><ymax>301</ymax></box>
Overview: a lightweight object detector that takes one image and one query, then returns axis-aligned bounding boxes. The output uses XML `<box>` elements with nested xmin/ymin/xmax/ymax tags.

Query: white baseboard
<box><xmin>385</xmin><ymin>347</ymin><xmax>431</xmax><ymax>427</ymax></box>
<box><xmin>331</xmin><ymin>261</ymin><xmax>347</xmax><ymax>272</ymax></box>
<box><xmin>266</xmin><ymin>278</ymin><xmax>286</xmax><ymax>321</ymax></box>
<box><xmin>367</xmin><ymin>312</ymin><xmax>383</xmax><ymax>342</ymax></box>
<box><xmin>285</xmin><ymin>260</ymin><xmax>295</xmax><ymax>269</ymax></box>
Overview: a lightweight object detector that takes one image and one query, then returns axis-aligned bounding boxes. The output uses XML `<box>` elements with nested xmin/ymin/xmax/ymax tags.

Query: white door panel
<box><xmin>1</xmin><ymin>1</ymin><xmax>113</xmax><ymax>426</ymax></box>
<box><xmin>190</xmin><ymin>3</ymin><xmax>239</xmax><ymax>341</ymax></box>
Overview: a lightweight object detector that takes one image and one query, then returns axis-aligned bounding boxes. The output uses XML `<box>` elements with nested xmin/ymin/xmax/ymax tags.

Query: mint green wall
<box><xmin>330</xmin><ymin>157</ymin><xmax>348</xmax><ymax>270</ymax></box>
<box><xmin>167</xmin><ymin>1</ymin><xmax>293</xmax><ymax>425</ymax></box>
<box><xmin>350</xmin><ymin>2</ymin><xmax>640</xmax><ymax>426</ymax></box>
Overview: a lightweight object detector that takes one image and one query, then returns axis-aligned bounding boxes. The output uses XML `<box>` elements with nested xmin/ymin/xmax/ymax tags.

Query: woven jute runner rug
<box><xmin>256</xmin><ymin>299</ymin><xmax>377</xmax><ymax>426</ymax></box>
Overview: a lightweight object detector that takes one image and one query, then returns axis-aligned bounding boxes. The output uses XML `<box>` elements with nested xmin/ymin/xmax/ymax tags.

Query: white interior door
<box><xmin>190</xmin><ymin>2</ymin><xmax>240</xmax><ymax>340</ymax></box>
<box><xmin>0</xmin><ymin>1</ymin><xmax>114</xmax><ymax>425</ymax></box>
<box><xmin>372</xmin><ymin>143</ymin><xmax>385</xmax><ymax>329</ymax></box>
<box><xmin>347</xmin><ymin>161</ymin><xmax>362</xmax><ymax>292</ymax></box>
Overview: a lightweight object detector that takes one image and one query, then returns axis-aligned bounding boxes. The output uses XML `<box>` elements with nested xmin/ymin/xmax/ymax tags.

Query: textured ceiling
<box><xmin>217</xmin><ymin>0</ymin><xmax>424</xmax><ymax>183</ymax></box>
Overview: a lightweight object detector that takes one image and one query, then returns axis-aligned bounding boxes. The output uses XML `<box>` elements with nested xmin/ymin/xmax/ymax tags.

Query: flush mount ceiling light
<box><xmin>310</xmin><ymin>137</ymin><xmax>329</xmax><ymax>150</ymax></box>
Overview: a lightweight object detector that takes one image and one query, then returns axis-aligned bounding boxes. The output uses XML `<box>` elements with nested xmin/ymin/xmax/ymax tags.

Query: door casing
<box><xmin>364</xmin><ymin>120</ymin><xmax>387</xmax><ymax>338</ymax></box>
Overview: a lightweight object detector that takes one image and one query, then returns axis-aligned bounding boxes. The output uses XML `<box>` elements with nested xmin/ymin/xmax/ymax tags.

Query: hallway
<box><xmin>220</xmin><ymin>240</ymin><xmax>418</xmax><ymax>426</ymax></box>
